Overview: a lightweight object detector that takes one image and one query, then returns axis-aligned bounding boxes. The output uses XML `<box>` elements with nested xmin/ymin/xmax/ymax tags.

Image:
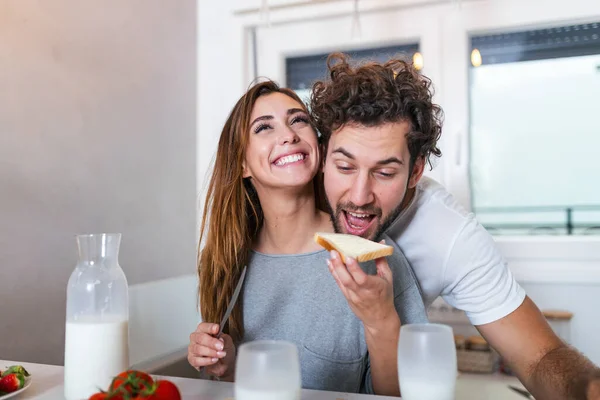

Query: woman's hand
<box><xmin>188</xmin><ymin>322</ymin><xmax>236</xmax><ymax>381</ymax></box>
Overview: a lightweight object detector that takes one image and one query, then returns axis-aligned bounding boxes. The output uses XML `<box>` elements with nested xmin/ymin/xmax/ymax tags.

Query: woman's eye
<box><xmin>291</xmin><ymin>116</ymin><xmax>309</xmax><ymax>125</ymax></box>
<box><xmin>254</xmin><ymin>123</ymin><xmax>272</xmax><ymax>134</ymax></box>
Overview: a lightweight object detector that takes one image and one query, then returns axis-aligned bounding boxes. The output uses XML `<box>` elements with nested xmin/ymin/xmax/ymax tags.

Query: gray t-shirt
<box><xmin>241</xmin><ymin>234</ymin><xmax>428</xmax><ymax>394</ymax></box>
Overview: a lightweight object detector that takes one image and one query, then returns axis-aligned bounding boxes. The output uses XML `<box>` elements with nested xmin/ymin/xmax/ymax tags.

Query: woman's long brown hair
<box><xmin>198</xmin><ymin>80</ymin><xmax>322</xmax><ymax>343</ymax></box>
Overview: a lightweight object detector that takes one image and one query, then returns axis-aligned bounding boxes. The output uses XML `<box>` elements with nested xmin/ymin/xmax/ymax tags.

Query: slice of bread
<box><xmin>314</xmin><ymin>232</ymin><xmax>393</xmax><ymax>263</ymax></box>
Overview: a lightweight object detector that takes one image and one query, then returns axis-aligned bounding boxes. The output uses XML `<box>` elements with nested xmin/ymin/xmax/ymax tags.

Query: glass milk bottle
<box><xmin>64</xmin><ymin>233</ymin><xmax>130</xmax><ymax>400</ymax></box>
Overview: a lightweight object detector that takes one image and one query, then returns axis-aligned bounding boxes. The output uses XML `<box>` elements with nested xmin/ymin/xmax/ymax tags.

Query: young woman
<box><xmin>187</xmin><ymin>81</ymin><xmax>428</xmax><ymax>395</ymax></box>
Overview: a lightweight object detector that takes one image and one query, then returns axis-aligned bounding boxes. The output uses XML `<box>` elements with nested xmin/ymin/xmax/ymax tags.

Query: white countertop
<box><xmin>0</xmin><ymin>360</ymin><xmax>528</xmax><ymax>400</ymax></box>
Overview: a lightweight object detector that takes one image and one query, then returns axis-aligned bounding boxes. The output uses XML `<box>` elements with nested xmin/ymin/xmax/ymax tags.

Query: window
<box><xmin>469</xmin><ymin>22</ymin><xmax>600</xmax><ymax>235</ymax></box>
<box><xmin>286</xmin><ymin>43</ymin><xmax>420</xmax><ymax>103</ymax></box>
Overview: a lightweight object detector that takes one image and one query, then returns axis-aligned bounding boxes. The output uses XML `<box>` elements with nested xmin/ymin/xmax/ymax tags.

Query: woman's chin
<box><xmin>267</xmin><ymin>177</ymin><xmax>317</xmax><ymax>192</ymax></box>
<box><xmin>272</xmin><ymin>170</ymin><xmax>318</xmax><ymax>187</ymax></box>
<box><xmin>280</xmin><ymin>178</ymin><xmax>316</xmax><ymax>191</ymax></box>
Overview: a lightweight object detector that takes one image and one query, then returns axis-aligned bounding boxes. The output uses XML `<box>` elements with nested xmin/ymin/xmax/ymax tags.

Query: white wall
<box><xmin>129</xmin><ymin>274</ymin><xmax>200</xmax><ymax>367</ymax></box>
<box><xmin>197</xmin><ymin>0</ymin><xmax>248</xmax><ymax>221</ymax></box>
<box><xmin>0</xmin><ymin>0</ymin><xmax>197</xmax><ymax>365</ymax></box>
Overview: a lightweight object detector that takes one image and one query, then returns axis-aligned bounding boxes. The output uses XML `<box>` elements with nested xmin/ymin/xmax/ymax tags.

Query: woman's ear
<box><xmin>242</xmin><ymin>161</ymin><xmax>251</xmax><ymax>179</ymax></box>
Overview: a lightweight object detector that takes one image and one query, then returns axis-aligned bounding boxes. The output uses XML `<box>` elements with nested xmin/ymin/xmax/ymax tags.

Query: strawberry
<box><xmin>0</xmin><ymin>373</ymin><xmax>25</xmax><ymax>393</ymax></box>
<box><xmin>1</xmin><ymin>365</ymin><xmax>30</xmax><ymax>377</ymax></box>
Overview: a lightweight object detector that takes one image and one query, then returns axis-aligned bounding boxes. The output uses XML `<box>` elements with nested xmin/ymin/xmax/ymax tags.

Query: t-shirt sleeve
<box><xmin>441</xmin><ymin>215</ymin><xmax>526</xmax><ymax>326</ymax></box>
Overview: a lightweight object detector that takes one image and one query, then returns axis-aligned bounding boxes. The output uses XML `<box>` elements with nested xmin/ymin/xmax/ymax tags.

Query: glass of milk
<box><xmin>64</xmin><ymin>233</ymin><xmax>130</xmax><ymax>400</ymax></box>
<box><xmin>397</xmin><ymin>323</ymin><xmax>457</xmax><ymax>400</ymax></box>
<box><xmin>235</xmin><ymin>341</ymin><xmax>301</xmax><ymax>400</ymax></box>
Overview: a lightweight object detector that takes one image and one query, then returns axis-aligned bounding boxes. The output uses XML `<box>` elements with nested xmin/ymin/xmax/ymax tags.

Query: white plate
<box><xmin>0</xmin><ymin>376</ymin><xmax>32</xmax><ymax>400</ymax></box>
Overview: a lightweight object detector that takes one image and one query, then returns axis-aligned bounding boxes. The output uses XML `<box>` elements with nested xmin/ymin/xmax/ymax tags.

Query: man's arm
<box><xmin>364</xmin><ymin>312</ymin><xmax>401</xmax><ymax>395</ymax></box>
<box><xmin>439</xmin><ymin>217</ymin><xmax>600</xmax><ymax>399</ymax></box>
<box><xmin>327</xmin><ymin>250</ymin><xmax>401</xmax><ymax>396</ymax></box>
<box><xmin>477</xmin><ymin>296</ymin><xmax>600</xmax><ymax>400</ymax></box>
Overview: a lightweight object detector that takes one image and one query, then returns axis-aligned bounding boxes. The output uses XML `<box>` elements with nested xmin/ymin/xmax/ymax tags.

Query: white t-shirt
<box><xmin>386</xmin><ymin>176</ymin><xmax>526</xmax><ymax>326</ymax></box>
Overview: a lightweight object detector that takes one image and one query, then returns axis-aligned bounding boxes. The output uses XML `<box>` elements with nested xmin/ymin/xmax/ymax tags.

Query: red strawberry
<box><xmin>0</xmin><ymin>373</ymin><xmax>25</xmax><ymax>393</ymax></box>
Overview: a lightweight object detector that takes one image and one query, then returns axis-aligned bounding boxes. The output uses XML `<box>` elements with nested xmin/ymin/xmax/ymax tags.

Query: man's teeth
<box><xmin>275</xmin><ymin>153</ymin><xmax>305</xmax><ymax>166</ymax></box>
<box><xmin>348</xmin><ymin>211</ymin><xmax>371</xmax><ymax>218</ymax></box>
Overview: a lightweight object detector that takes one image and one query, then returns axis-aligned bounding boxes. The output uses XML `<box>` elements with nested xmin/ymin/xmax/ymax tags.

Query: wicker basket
<box><xmin>457</xmin><ymin>349</ymin><xmax>499</xmax><ymax>373</ymax></box>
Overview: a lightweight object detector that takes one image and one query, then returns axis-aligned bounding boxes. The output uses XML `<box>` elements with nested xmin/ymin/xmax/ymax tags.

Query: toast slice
<box><xmin>314</xmin><ymin>232</ymin><xmax>393</xmax><ymax>263</ymax></box>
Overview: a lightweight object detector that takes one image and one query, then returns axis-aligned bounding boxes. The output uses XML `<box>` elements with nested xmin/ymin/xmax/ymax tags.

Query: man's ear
<box><xmin>408</xmin><ymin>156</ymin><xmax>426</xmax><ymax>188</ymax></box>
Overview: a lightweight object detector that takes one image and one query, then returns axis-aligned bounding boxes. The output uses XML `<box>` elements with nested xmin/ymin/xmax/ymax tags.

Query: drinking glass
<box><xmin>235</xmin><ymin>340</ymin><xmax>301</xmax><ymax>400</ymax></box>
<box><xmin>397</xmin><ymin>323</ymin><xmax>457</xmax><ymax>400</ymax></box>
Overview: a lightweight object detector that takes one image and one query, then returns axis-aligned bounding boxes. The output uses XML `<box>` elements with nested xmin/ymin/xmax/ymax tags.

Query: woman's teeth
<box><xmin>275</xmin><ymin>153</ymin><xmax>305</xmax><ymax>166</ymax></box>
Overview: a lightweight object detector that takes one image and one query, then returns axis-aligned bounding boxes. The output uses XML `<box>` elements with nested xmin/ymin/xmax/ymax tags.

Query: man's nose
<box><xmin>348</xmin><ymin>171</ymin><xmax>375</xmax><ymax>207</ymax></box>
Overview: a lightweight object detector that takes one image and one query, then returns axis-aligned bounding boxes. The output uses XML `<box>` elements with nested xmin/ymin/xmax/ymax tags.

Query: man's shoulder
<box><xmin>389</xmin><ymin>176</ymin><xmax>474</xmax><ymax>244</ymax></box>
<box><xmin>414</xmin><ymin>178</ymin><xmax>496</xmax><ymax>247</ymax></box>
<box><xmin>416</xmin><ymin>176</ymin><xmax>473</xmax><ymax>224</ymax></box>
<box><xmin>386</xmin><ymin>177</ymin><xmax>500</xmax><ymax>284</ymax></box>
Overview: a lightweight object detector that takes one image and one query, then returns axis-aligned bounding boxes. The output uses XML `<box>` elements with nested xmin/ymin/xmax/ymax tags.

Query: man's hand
<box><xmin>327</xmin><ymin>249</ymin><xmax>401</xmax><ymax>396</ymax></box>
<box><xmin>588</xmin><ymin>378</ymin><xmax>600</xmax><ymax>399</ymax></box>
<box><xmin>327</xmin><ymin>249</ymin><xmax>397</xmax><ymax>332</ymax></box>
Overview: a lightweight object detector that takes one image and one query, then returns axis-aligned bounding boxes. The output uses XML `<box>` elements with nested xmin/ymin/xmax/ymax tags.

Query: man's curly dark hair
<box><xmin>310</xmin><ymin>52</ymin><xmax>443</xmax><ymax>170</ymax></box>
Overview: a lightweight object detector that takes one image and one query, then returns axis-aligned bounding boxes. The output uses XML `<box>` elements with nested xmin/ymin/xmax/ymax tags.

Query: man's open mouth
<box><xmin>341</xmin><ymin>210</ymin><xmax>377</xmax><ymax>237</ymax></box>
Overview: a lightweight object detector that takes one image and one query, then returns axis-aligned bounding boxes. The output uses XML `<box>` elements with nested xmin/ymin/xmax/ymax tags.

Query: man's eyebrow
<box><xmin>331</xmin><ymin>147</ymin><xmax>354</xmax><ymax>159</ymax></box>
<box><xmin>376</xmin><ymin>157</ymin><xmax>404</xmax><ymax>165</ymax></box>
<box><xmin>332</xmin><ymin>147</ymin><xmax>404</xmax><ymax>165</ymax></box>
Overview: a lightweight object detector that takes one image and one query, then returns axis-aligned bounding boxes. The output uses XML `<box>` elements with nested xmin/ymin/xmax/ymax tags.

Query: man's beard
<box><xmin>324</xmin><ymin>197</ymin><xmax>404</xmax><ymax>241</ymax></box>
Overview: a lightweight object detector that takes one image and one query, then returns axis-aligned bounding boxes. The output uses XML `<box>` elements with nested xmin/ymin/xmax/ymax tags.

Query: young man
<box><xmin>310</xmin><ymin>52</ymin><xmax>600</xmax><ymax>399</ymax></box>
